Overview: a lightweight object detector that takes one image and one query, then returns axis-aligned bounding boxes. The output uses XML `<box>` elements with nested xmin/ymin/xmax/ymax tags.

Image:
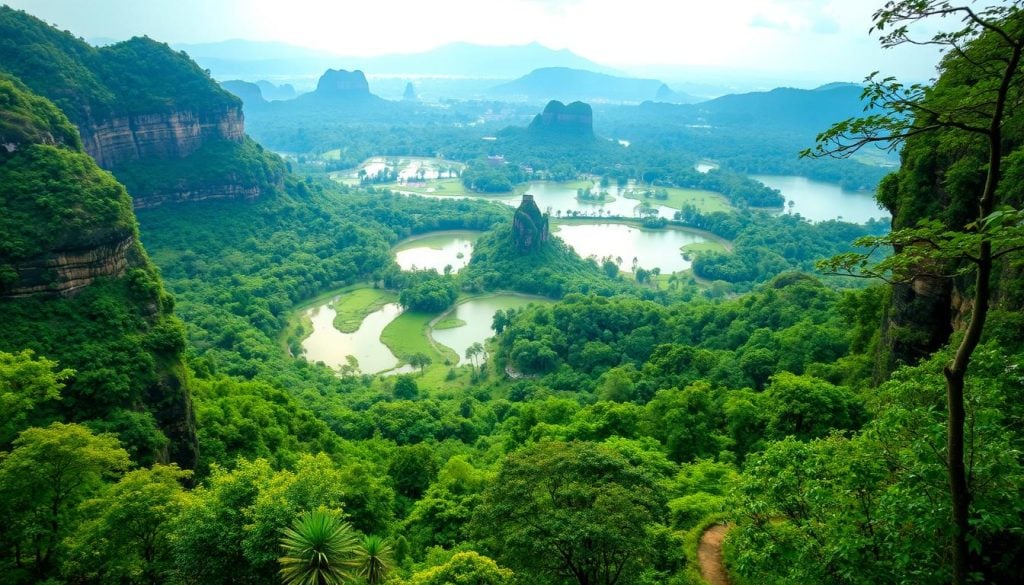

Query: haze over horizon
<box><xmin>7</xmin><ymin>0</ymin><xmax>942</xmax><ymax>87</ymax></box>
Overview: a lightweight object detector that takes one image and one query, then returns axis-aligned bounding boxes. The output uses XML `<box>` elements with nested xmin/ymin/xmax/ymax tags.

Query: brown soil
<box><xmin>698</xmin><ymin>524</ymin><xmax>732</xmax><ymax>585</ymax></box>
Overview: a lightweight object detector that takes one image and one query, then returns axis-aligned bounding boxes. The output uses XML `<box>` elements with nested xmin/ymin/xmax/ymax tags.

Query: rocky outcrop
<box><xmin>1</xmin><ymin>235</ymin><xmax>135</xmax><ymax>298</ymax></box>
<box><xmin>132</xmin><ymin>182</ymin><xmax>261</xmax><ymax>209</ymax></box>
<box><xmin>315</xmin><ymin>69</ymin><xmax>372</xmax><ymax>98</ymax></box>
<box><xmin>221</xmin><ymin>80</ymin><xmax>267</xmax><ymax>106</ymax></box>
<box><xmin>529</xmin><ymin>100</ymin><xmax>594</xmax><ymax>136</ymax></box>
<box><xmin>81</xmin><ymin>107</ymin><xmax>245</xmax><ymax>169</ymax></box>
<box><xmin>403</xmin><ymin>81</ymin><xmax>418</xmax><ymax>102</ymax></box>
<box><xmin>513</xmin><ymin>194</ymin><xmax>549</xmax><ymax>252</ymax></box>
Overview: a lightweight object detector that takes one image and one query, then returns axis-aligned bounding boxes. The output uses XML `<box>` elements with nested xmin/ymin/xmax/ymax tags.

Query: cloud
<box><xmin>750</xmin><ymin>14</ymin><xmax>791</xmax><ymax>31</ymax></box>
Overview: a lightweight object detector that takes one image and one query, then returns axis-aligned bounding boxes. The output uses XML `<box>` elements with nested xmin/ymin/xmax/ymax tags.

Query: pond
<box><xmin>394</xmin><ymin>231</ymin><xmax>480</xmax><ymax>274</ymax></box>
<box><xmin>516</xmin><ymin>181</ymin><xmax>677</xmax><ymax>220</ymax></box>
<box><xmin>431</xmin><ymin>294</ymin><xmax>546</xmax><ymax>363</ymax></box>
<box><xmin>553</xmin><ymin>223</ymin><xmax>709</xmax><ymax>273</ymax></box>
<box><xmin>301</xmin><ymin>300</ymin><xmax>411</xmax><ymax>375</ymax></box>
<box><xmin>402</xmin><ymin>181</ymin><xmax>678</xmax><ymax>219</ymax></box>
<box><xmin>751</xmin><ymin>174</ymin><xmax>888</xmax><ymax>224</ymax></box>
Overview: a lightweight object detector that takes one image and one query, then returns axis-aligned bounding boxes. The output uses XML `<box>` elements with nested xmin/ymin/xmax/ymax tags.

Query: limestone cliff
<box><xmin>0</xmin><ymin>79</ymin><xmax>198</xmax><ymax>469</ymax></box>
<box><xmin>0</xmin><ymin>7</ymin><xmax>279</xmax><ymax>208</ymax></box>
<box><xmin>82</xmin><ymin>107</ymin><xmax>246</xmax><ymax>168</ymax></box>
<box><xmin>315</xmin><ymin>69</ymin><xmax>372</xmax><ymax>97</ymax></box>
<box><xmin>528</xmin><ymin>100</ymin><xmax>594</xmax><ymax>137</ymax></box>
<box><xmin>513</xmin><ymin>194</ymin><xmax>549</xmax><ymax>252</ymax></box>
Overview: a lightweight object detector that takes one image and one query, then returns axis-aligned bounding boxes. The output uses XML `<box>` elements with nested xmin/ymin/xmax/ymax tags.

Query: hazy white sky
<box><xmin>7</xmin><ymin>0</ymin><xmax>942</xmax><ymax>82</ymax></box>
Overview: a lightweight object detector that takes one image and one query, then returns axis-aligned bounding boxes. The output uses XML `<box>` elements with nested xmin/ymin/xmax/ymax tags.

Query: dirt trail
<box><xmin>698</xmin><ymin>524</ymin><xmax>732</xmax><ymax>585</ymax></box>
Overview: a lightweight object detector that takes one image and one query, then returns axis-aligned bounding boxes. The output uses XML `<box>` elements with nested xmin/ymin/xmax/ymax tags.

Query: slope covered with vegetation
<box><xmin>0</xmin><ymin>3</ymin><xmax>1022</xmax><ymax>585</ymax></box>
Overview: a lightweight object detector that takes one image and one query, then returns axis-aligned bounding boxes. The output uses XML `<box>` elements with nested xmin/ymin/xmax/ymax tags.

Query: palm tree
<box><xmin>356</xmin><ymin>535</ymin><xmax>395</xmax><ymax>585</ymax></box>
<box><xmin>279</xmin><ymin>510</ymin><xmax>360</xmax><ymax>585</ymax></box>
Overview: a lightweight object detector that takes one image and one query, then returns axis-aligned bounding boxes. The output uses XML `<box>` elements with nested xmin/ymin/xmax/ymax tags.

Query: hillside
<box><xmin>492</xmin><ymin>67</ymin><xmax>699</xmax><ymax>104</ymax></box>
<box><xmin>0</xmin><ymin>77</ymin><xmax>196</xmax><ymax>468</ymax></box>
<box><xmin>0</xmin><ymin>6</ymin><xmax>283</xmax><ymax>207</ymax></box>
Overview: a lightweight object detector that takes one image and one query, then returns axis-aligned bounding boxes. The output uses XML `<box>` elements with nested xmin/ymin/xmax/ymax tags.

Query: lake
<box><xmin>394</xmin><ymin>231</ymin><xmax>480</xmax><ymax>274</ymax></box>
<box><xmin>751</xmin><ymin>174</ymin><xmax>888</xmax><ymax>224</ymax></box>
<box><xmin>431</xmin><ymin>294</ymin><xmax>546</xmax><ymax>363</ymax></box>
<box><xmin>402</xmin><ymin>181</ymin><xmax>677</xmax><ymax>219</ymax></box>
<box><xmin>517</xmin><ymin>181</ymin><xmax>677</xmax><ymax>220</ymax></box>
<box><xmin>301</xmin><ymin>300</ymin><xmax>411</xmax><ymax>374</ymax></box>
<box><xmin>553</xmin><ymin>223</ymin><xmax>709</xmax><ymax>273</ymax></box>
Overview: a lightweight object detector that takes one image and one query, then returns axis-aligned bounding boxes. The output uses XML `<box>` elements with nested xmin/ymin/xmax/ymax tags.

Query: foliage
<box><xmin>463</xmin><ymin>223</ymin><xmax>630</xmax><ymax>297</ymax></box>
<box><xmin>0</xmin><ymin>349</ymin><xmax>71</xmax><ymax>445</ymax></box>
<box><xmin>0</xmin><ymin>423</ymin><xmax>130</xmax><ymax>580</ymax></box>
<box><xmin>398</xmin><ymin>274</ymin><xmax>459</xmax><ymax>312</ymax></box>
<box><xmin>728</xmin><ymin>338</ymin><xmax>1024</xmax><ymax>584</ymax></box>
<box><xmin>406</xmin><ymin>551</ymin><xmax>514</xmax><ymax>585</ymax></box>
<box><xmin>62</xmin><ymin>464</ymin><xmax>191</xmax><ymax>583</ymax></box>
<box><xmin>0</xmin><ymin>74</ymin><xmax>81</xmax><ymax>149</ymax></box>
<box><xmin>0</xmin><ymin>7</ymin><xmax>236</xmax><ymax>122</ymax></box>
<box><xmin>472</xmin><ymin>440</ymin><xmax>667</xmax><ymax>585</ymax></box>
<box><xmin>0</xmin><ymin>143</ymin><xmax>136</xmax><ymax>261</ymax></box>
<box><xmin>279</xmin><ymin>509</ymin><xmax>360</xmax><ymax>585</ymax></box>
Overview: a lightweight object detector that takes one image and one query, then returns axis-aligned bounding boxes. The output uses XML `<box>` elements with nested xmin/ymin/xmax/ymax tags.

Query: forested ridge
<box><xmin>1</xmin><ymin>2</ymin><xmax>1023</xmax><ymax>585</ymax></box>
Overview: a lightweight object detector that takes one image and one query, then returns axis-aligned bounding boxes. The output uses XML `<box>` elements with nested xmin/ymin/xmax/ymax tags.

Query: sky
<box><xmin>6</xmin><ymin>0</ymin><xmax>943</xmax><ymax>84</ymax></box>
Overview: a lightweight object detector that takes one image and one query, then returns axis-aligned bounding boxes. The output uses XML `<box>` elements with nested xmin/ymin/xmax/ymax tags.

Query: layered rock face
<box><xmin>82</xmin><ymin>107</ymin><xmax>245</xmax><ymax>168</ymax></box>
<box><xmin>513</xmin><ymin>194</ymin><xmax>549</xmax><ymax>252</ymax></box>
<box><xmin>529</xmin><ymin>100</ymin><xmax>594</xmax><ymax>136</ymax></box>
<box><xmin>0</xmin><ymin>79</ymin><xmax>199</xmax><ymax>470</ymax></box>
<box><xmin>0</xmin><ymin>9</ymin><xmax>275</xmax><ymax>209</ymax></box>
<box><xmin>132</xmin><ymin>181</ymin><xmax>261</xmax><ymax>209</ymax></box>
<box><xmin>2</xmin><ymin>235</ymin><xmax>135</xmax><ymax>298</ymax></box>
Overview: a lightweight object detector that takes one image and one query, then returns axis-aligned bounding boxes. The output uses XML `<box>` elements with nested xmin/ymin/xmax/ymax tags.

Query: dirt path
<box><xmin>698</xmin><ymin>524</ymin><xmax>732</xmax><ymax>585</ymax></box>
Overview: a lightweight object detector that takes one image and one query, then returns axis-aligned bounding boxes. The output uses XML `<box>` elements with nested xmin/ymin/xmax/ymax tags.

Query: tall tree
<box><xmin>62</xmin><ymin>464</ymin><xmax>191</xmax><ymax>584</ymax></box>
<box><xmin>809</xmin><ymin>3</ymin><xmax>1024</xmax><ymax>582</ymax></box>
<box><xmin>471</xmin><ymin>441</ymin><xmax>665</xmax><ymax>585</ymax></box>
<box><xmin>0</xmin><ymin>423</ymin><xmax>130</xmax><ymax>579</ymax></box>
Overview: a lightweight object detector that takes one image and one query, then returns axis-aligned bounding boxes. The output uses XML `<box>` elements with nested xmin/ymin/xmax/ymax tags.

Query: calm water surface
<box><xmin>301</xmin><ymin>300</ymin><xmax>410</xmax><ymax>374</ymax></box>
<box><xmin>432</xmin><ymin>295</ymin><xmax>544</xmax><ymax>363</ymax></box>
<box><xmin>554</xmin><ymin>223</ymin><xmax>708</xmax><ymax>273</ymax></box>
<box><xmin>752</xmin><ymin>174</ymin><xmax>887</xmax><ymax>224</ymax></box>
<box><xmin>394</xmin><ymin>232</ymin><xmax>479</xmax><ymax>273</ymax></box>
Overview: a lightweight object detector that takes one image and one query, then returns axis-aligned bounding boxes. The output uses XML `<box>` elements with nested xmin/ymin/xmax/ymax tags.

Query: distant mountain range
<box><xmin>492</xmin><ymin>67</ymin><xmax>700</xmax><ymax>104</ymax></box>
<box><xmin>173</xmin><ymin>40</ymin><xmax>617</xmax><ymax>80</ymax></box>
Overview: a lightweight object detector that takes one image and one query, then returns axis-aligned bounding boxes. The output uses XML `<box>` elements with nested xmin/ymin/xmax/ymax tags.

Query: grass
<box><xmin>432</xmin><ymin>317</ymin><xmax>466</xmax><ymax>330</ymax></box>
<box><xmin>400</xmin><ymin>178</ymin><xmax>493</xmax><ymax>198</ymax></box>
<box><xmin>330</xmin><ymin>288</ymin><xmax>398</xmax><ymax>333</ymax></box>
<box><xmin>622</xmin><ymin>186</ymin><xmax>732</xmax><ymax>213</ymax></box>
<box><xmin>681</xmin><ymin>241</ymin><xmax>728</xmax><ymax>254</ymax></box>
<box><xmin>381</xmin><ymin>310</ymin><xmax>458</xmax><ymax>366</ymax></box>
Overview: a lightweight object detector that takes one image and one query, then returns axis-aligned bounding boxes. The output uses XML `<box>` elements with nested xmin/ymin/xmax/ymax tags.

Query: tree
<box><xmin>408</xmin><ymin>551</ymin><xmax>514</xmax><ymax>585</ymax></box>
<box><xmin>279</xmin><ymin>510</ymin><xmax>360</xmax><ymax>585</ymax></box>
<box><xmin>0</xmin><ymin>349</ymin><xmax>71</xmax><ymax>445</ymax></box>
<box><xmin>62</xmin><ymin>464</ymin><xmax>191</xmax><ymax>584</ymax></box>
<box><xmin>355</xmin><ymin>535</ymin><xmax>394</xmax><ymax>585</ymax></box>
<box><xmin>807</xmin><ymin>4</ymin><xmax>1024</xmax><ymax>581</ymax></box>
<box><xmin>393</xmin><ymin>375</ymin><xmax>419</xmax><ymax>400</ymax></box>
<box><xmin>0</xmin><ymin>423</ymin><xmax>130</xmax><ymax>579</ymax></box>
<box><xmin>465</xmin><ymin>342</ymin><xmax>485</xmax><ymax>373</ymax></box>
<box><xmin>408</xmin><ymin>352</ymin><xmax>432</xmax><ymax>376</ymax></box>
<box><xmin>472</xmin><ymin>441</ymin><xmax>665</xmax><ymax>585</ymax></box>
